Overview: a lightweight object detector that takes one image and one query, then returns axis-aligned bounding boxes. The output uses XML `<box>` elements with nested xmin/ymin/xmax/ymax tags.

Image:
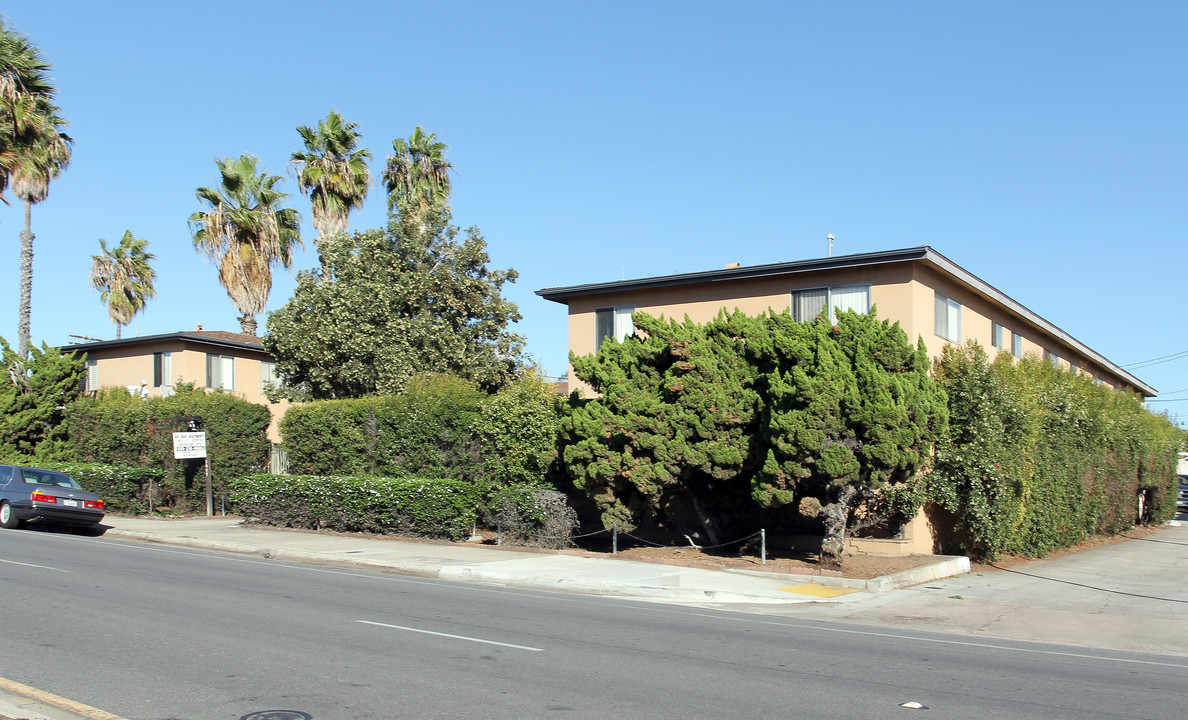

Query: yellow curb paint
<box><xmin>778</xmin><ymin>583</ymin><xmax>861</xmax><ymax>598</ymax></box>
<box><xmin>0</xmin><ymin>676</ymin><xmax>128</xmax><ymax>720</ymax></box>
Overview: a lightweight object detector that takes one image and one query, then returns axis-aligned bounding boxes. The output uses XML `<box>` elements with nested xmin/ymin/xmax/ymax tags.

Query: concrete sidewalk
<box><xmin>100</xmin><ymin>515</ymin><xmax>968</xmax><ymax>606</ymax></box>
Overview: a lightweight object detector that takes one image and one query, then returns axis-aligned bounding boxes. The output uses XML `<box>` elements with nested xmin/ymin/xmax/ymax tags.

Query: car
<box><xmin>1179</xmin><ymin>477</ymin><xmax>1188</xmax><ymax>513</ymax></box>
<box><xmin>0</xmin><ymin>465</ymin><xmax>105</xmax><ymax>530</ymax></box>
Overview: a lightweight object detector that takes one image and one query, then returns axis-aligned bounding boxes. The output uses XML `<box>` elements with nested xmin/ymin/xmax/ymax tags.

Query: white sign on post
<box><xmin>172</xmin><ymin>431</ymin><xmax>207</xmax><ymax>459</ymax></box>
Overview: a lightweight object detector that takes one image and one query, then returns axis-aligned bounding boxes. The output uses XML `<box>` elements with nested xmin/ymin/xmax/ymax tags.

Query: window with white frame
<box><xmin>791</xmin><ymin>285</ymin><xmax>871</xmax><ymax>323</ymax></box>
<box><xmin>153</xmin><ymin>351</ymin><xmax>172</xmax><ymax>388</ymax></box>
<box><xmin>84</xmin><ymin>359</ymin><xmax>98</xmax><ymax>393</ymax></box>
<box><xmin>260</xmin><ymin>360</ymin><xmax>278</xmax><ymax>394</ymax></box>
<box><xmin>1011</xmin><ymin>333</ymin><xmax>1023</xmax><ymax>358</ymax></box>
<box><xmin>595</xmin><ymin>306</ymin><xmax>635</xmax><ymax>351</ymax></box>
<box><xmin>992</xmin><ymin>322</ymin><xmax>1004</xmax><ymax>350</ymax></box>
<box><xmin>206</xmin><ymin>354</ymin><xmax>235</xmax><ymax>390</ymax></box>
<box><xmin>934</xmin><ymin>291</ymin><xmax>961</xmax><ymax>342</ymax></box>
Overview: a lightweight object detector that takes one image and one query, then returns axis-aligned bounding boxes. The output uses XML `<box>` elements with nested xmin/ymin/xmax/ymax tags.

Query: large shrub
<box><xmin>0</xmin><ymin>338</ymin><xmax>85</xmax><ymax>461</ymax></box>
<box><xmin>65</xmin><ymin>384</ymin><xmax>271</xmax><ymax>511</ymax></box>
<box><xmin>562</xmin><ymin>309</ymin><xmax>948</xmax><ymax>565</ymax></box>
<box><xmin>929</xmin><ymin>343</ymin><xmax>1182</xmax><ymax>560</ymax></box>
<box><xmin>229</xmin><ymin>473</ymin><xmax>482</xmax><ymax>540</ymax></box>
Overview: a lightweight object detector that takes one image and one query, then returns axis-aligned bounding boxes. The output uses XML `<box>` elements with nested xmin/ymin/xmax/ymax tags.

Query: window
<box><xmin>206</xmin><ymin>354</ymin><xmax>234</xmax><ymax>390</ymax></box>
<box><xmin>992</xmin><ymin>322</ymin><xmax>1004</xmax><ymax>350</ymax></box>
<box><xmin>153</xmin><ymin>351</ymin><xmax>172</xmax><ymax>388</ymax></box>
<box><xmin>84</xmin><ymin>359</ymin><xmax>98</xmax><ymax>393</ymax></box>
<box><xmin>934</xmin><ymin>291</ymin><xmax>961</xmax><ymax>342</ymax></box>
<box><xmin>1044</xmin><ymin>349</ymin><xmax>1059</xmax><ymax>367</ymax></box>
<box><xmin>260</xmin><ymin>360</ymin><xmax>278</xmax><ymax>394</ymax></box>
<box><xmin>595</xmin><ymin>306</ymin><xmax>635</xmax><ymax>351</ymax></box>
<box><xmin>1011</xmin><ymin>333</ymin><xmax>1023</xmax><ymax>358</ymax></box>
<box><xmin>791</xmin><ymin>285</ymin><xmax>871</xmax><ymax>323</ymax></box>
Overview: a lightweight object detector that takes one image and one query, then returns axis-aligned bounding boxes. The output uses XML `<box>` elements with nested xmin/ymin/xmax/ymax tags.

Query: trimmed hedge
<box><xmin>229</xmin><ymin>474</ymin><xmax>483</xmax><ymax>541</ymax></box>
<box><xmin>65</xmin><ymin>385</ymin><xmax>271</xmax><ymax>512</ymax></box>
<box><xmin>280</xmin><ymin>373</ymin><xmax>560</xmax><ymax>487</ymax></box>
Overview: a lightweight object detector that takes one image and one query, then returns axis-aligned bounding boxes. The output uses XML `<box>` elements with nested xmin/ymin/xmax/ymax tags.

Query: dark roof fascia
<box><xmin>535</xmin><ymin>246</ymin><xmax>932</xmax><ymax>302</ymax></box>
<box><xmin>535</xmin><ymin>245</ymin><xmax>1156</xmax><ymax>397</ymax></box>
<box><xmin>62</xmin><ymin>332</ymin><xmax>269</xmax><ymax>356</ymax></box>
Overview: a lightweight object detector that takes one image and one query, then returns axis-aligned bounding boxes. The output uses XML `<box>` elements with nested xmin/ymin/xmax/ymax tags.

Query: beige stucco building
<box><xmin>67</xmin><ymin>330</ymin><xmax>290</xmax><ymax>444</ymax></box>
<box><xmin>537</xmin><ymin>245</ymin><xmax>1155</xmax><ymax>399</ymax></box>
<box><xmin>537</xmin><ymin>246</ymin><xmax>1157</xmax><ymax>555</ymax></box>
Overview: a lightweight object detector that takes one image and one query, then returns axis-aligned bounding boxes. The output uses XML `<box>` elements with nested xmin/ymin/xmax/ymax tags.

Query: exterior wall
<box><xmin>79</xmin><ymin>341</ymin><xmax>288</xmax><ymax>443</ymax></box>
<box><xmin>564</xmin><ymin>259</ymin><xmax>1133</xmax><ymax>395</ymax></box>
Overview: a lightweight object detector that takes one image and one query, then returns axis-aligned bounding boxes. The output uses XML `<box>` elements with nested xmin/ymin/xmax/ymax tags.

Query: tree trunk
<box><xmin>687</xmin><ymin>490</ymin><xmax>723</xmax><ymax>547</ymax></box>
<box><xmin>17</xmin><ymin>200</ymin><xmax>34</xmax><ymax>358</ymax></box>
<box><xmin>820</xmin><ymin>484</ymin><xmax>859</xmax><ymax>567</ymax></box>
<box><xmin>116</xmin><ymin>323</ymin><xmax>122</xmax><ymax>340</ymax></box>
<box><xmin>238</xmin><ymin>314</ymin><xmax>258</xmax><ymax>336</ymax></box>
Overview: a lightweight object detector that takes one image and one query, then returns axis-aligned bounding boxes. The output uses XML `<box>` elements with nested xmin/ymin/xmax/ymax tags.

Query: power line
<box><xmin>1123</xmin><ymin>349</ymin><xmax>1188</xmax><ymax>370</ymax></box>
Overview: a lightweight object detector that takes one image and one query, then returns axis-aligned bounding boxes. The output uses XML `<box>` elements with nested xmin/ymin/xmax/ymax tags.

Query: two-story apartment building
<box><xmin>537</xmin><ymin>245</ymin><xmax>1156</xmax><ymax>399</ymax></box>
<box><xmin>66</xmin><ymin>329</ymin><xmax>290</xmax><ymax>443</ymax></box>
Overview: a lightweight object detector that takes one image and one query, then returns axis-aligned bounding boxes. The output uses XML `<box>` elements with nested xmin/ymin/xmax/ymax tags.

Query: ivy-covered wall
<box><xmin>928</xmin><ymin>343</ymin><xmax>1182</xmax><ymax>560</ymax></box>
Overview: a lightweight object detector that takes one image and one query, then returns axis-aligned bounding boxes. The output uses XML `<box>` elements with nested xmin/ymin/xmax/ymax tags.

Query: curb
<box><xmin>105</xmin><ymin>527</ymin><xmax>972</xmax><ymax>604</ymax></box>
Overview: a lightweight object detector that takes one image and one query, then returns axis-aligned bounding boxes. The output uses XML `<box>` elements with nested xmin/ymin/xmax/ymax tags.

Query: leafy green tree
<box><xmin>290</xmin><ymin>110</ymin><xmax>372</xmax><ymax>278</ymax></box>
<box><xmin>382</xmin><ymin>126</ymin><xmax>452</xmax><ymax>236</ymax></box>
<box><xmin>265</xmin><ymin>209</ymin><xmax>524</xmax><ymax>399</ymax></box>
<box><xmin>563</xmin><ymin>311</ymin><xmax>763</xmax><ymax>545</ymax></box>
<box><xmin>750</xmin><ymin>311</ymin><xmax>948</xmax><ymax>564</ymax></box>
<box><xmin>562</xmin><ymin>309</ymin><xmax>947</xmax><ymax>565</ymax></box>
<box><xmin>89</xmin><ymin>230</ymin><xmax>157</xmax><ymax>339</ymax></box>
<box><xmin>0</xmin><ymin>22</ymin><xmax>71</xmax><ymax>358</ymax></box>
<box><xmin>188</xmin><ymin>155</ymin><xmax>302</xmax><ymax>335</ymax></box>
<box><xmin>0</xmin><ymin>336</ymin><xmax>85</xmax><ymax>460</ymax></box>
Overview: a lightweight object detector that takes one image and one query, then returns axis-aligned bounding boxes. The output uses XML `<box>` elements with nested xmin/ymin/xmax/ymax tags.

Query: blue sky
<box><xmin>3</xmin><ymin>1</ymin><xmax>1186</xmax><ymax>424</ymax></box>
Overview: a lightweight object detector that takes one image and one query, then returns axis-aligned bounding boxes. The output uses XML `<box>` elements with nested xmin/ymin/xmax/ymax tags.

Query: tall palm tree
<box><xmin>0</xmin><ymin>20</ymin><xmax>53</xmax><ymax>198</ymax></box>
<box><xmin>382</xmin><ymin>126</ymin><xmax>453</xmax><ymax>234</ymax></box>
<box><xmin>10</xmin><ymin>97</ymin><xmax>71</xmax><ymax>359</ymax></box>
<box><xmin>188</xmin><ymin>155</ymin><xmax>302</xmax><ymax>336</ymax></box>
<box><xmin>1</xmin><ymin>21</ymin><xmax>70</xmax><ymax>359</ymax></box>
<box><xmin>290</xmin><ymin>110</ymin><xmax>371</xmax><ymax>278</ymax></box>
<box><xmin>89</xmin><ymin>230</ymin><xmax>157</xmax><ymax>339</ymax></box>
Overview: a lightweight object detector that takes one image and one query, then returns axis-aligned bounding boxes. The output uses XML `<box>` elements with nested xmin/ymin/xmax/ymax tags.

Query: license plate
<box><xmin>61</xmin><ymin>499</ymin><xmax>79</xmax><ymax>507</ymax></box>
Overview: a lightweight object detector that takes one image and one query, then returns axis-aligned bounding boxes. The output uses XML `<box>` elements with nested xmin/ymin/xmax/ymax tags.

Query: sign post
<box><xmin>173</xmin><ymin>431</ymin><xmax>213</xmax><ymax>516</ymax></box>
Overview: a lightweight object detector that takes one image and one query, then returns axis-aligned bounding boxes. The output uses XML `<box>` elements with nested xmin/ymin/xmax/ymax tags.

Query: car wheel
<box><xmin>0</xmin><ymin>501</ymin><xmax>25</xmax><ymax>529</ymax></box>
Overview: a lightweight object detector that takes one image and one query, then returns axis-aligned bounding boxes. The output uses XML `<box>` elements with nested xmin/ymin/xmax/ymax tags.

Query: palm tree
<box><xmin>89</xmin><ymin>230</ymin><xmax>157</xmax><ymax>339</ymax></box>
<box><xmin>188</xmin><ymin>155</ymin><xmax>302</xmax><ymax>336</ymax></box>
<box><xmin>1</xmin><ymin>21</ymin><xmax>70</xmax><ymax>359</ymax></box>
<box><xmin>382</xmin><ymin>126</ymin><xmax>453</xmax><ymax>234</ymax></box>
<box><xmin>290</xmin><ymin>110</ymin><xmax>371</xmax><ymax>278</ymax></box>
<box><xmin>0</xmin><ymin>20</ymin><xmax>54</xmax><ymax>198</ymax></box>
<box><xmin>10</xmin><ymin>97</ymin><xmax>71</xmax><ymax>359</ymax></box>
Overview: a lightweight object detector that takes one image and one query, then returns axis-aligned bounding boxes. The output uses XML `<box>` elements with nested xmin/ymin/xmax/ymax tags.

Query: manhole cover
<box><xmin>240</xmin><ymin>712</ymin><xmax>312</xmax><ymax>720</ymax></box>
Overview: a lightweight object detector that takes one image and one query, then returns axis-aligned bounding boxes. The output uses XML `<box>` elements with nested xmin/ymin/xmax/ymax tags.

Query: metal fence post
<box><xmin>497</xmin><ymin>521</ymin><xmax>502</xmax><ymax>546</ymax></box>
<box><xmin>760</xmin><ymin>528</ymin><xmax>766</xmax><ymax>565</ymax></box>
<box><xmin>612</xmin><ymin>523</ymin><xmax>618</xmax><ymax>555</ymax></box>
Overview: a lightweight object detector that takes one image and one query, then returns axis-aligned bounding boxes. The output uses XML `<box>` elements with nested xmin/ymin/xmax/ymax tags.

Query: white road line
<box><xmin>0</xmin><ymin>557</ymin><xmax>69</xmax><ymax>572</ymax></box>
<box><xmin>357</xmin><ymin>620</ymin><xmax>544</xmax><ymax>652</ymax></box>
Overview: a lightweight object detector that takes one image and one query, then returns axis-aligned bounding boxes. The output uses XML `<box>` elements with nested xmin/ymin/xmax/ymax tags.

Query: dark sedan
<box><xmin>0</xmin><ymin>465</ymin><xmax>105</xmax><ymax>530</ymax></box>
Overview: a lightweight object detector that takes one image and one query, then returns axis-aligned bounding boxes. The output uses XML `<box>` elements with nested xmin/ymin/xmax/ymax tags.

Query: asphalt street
<box><xmin>2</xmin><ymin>525</ymin><xmax>1187</xmax><ymax>720</ymax></box>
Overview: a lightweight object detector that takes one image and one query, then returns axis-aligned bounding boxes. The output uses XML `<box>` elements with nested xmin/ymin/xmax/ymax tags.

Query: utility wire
<box><xmin>1123</xmin><ymin>349</ymin><xmax>1188</xmax><ymax>370</ymax></box>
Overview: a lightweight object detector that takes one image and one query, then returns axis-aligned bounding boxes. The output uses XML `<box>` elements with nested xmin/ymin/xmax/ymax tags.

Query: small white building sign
<box><xmin>172</xmin><ymin>431</ymin><xmax>207</xmax><ymax>459</ymax></box>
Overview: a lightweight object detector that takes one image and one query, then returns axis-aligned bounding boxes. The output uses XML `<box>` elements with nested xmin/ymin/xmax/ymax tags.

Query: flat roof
<box><xmin>537</xmin><ymin>245</ymin><xmax>1157</xmax><ymax>397</ymax></box>
<box><xmin>62</xmin><ymin>331</ymin><xmax>269</xmax><ymax>355</ymax></box>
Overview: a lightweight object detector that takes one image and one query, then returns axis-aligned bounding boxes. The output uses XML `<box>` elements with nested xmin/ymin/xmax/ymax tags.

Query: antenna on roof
<box><xmin>827</xmin><ymin>233</ymin><xmax>834</xmax><ymax>257</ymax></box>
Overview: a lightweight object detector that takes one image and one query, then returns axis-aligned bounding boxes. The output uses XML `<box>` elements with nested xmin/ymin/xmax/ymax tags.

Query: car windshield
<box><xmin>20</xmin><ymin>470</ymin><xmax>81</xmax><ymax>489</ymax></box>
